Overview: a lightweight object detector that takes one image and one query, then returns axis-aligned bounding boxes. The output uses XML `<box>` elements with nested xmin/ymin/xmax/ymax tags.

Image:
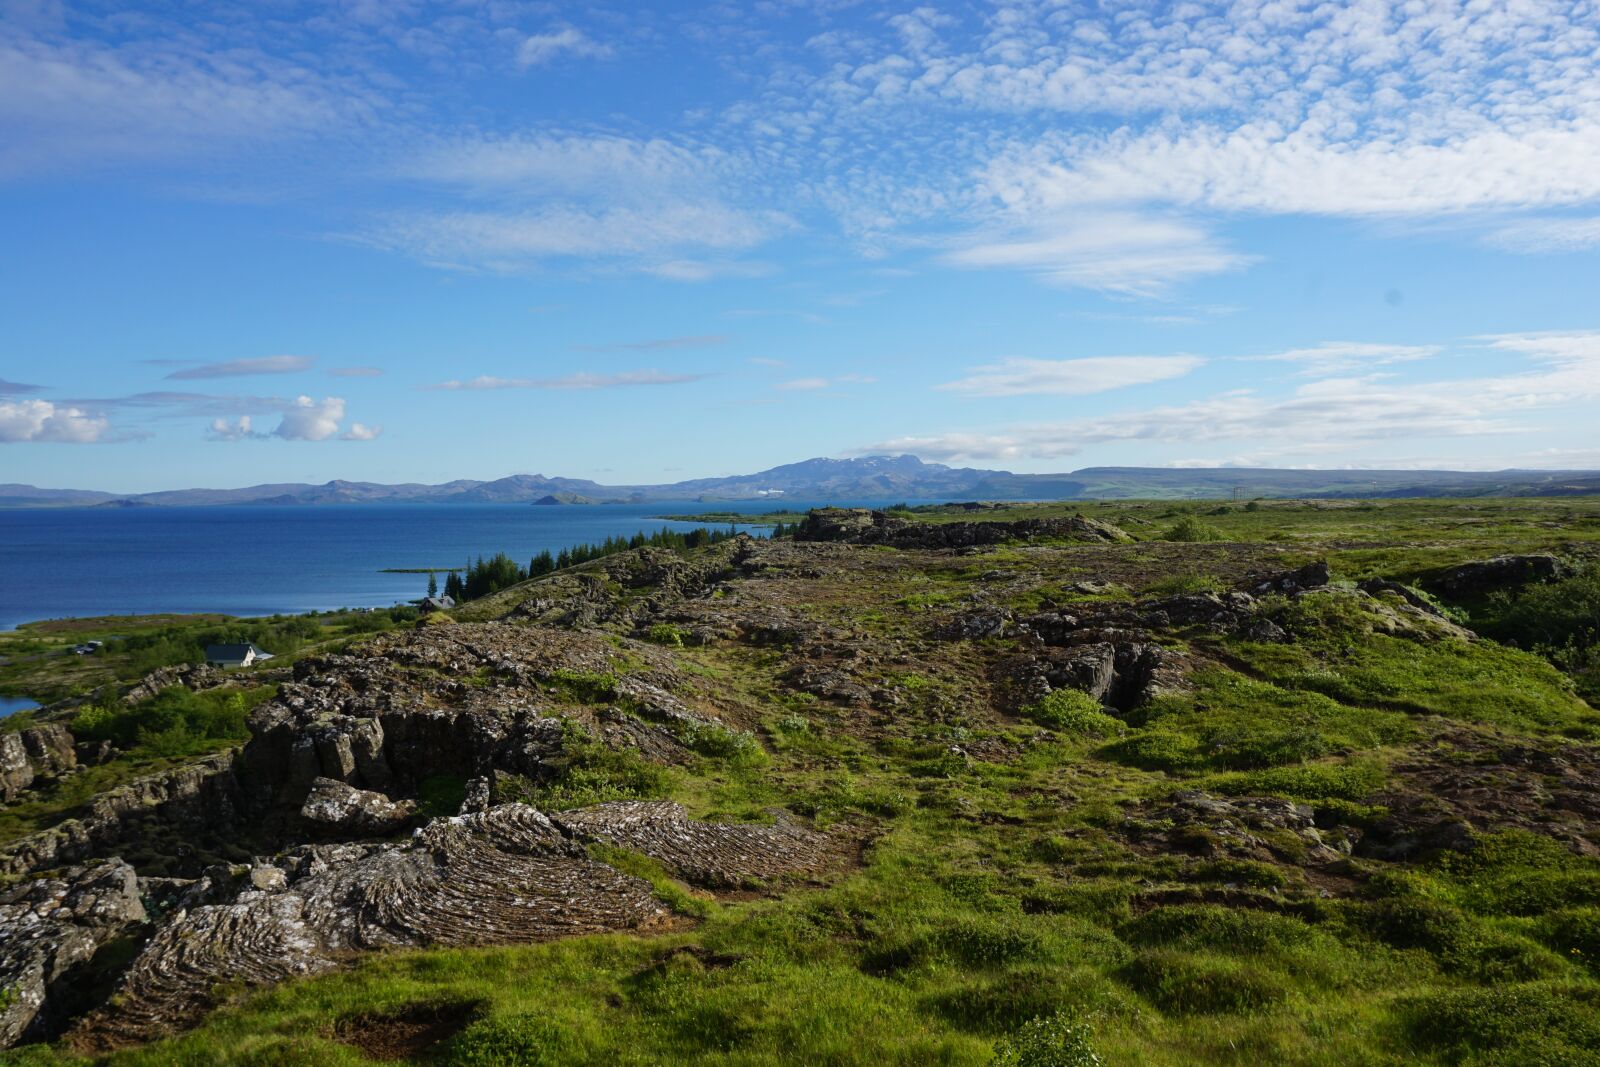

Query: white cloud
<box><xmin>856</xmin><ymin>331</ymin><xmax>1600</xmax><ymax>462</ymax></box>
<box><xmin>341</xmin><ymin>422</ymin><xmax>382</xmax><ymax>441</ymax></box>
<box><xmin>942</xmin><ymin>213</ymin><xmax>1250</xmax><ymax>295</ymax></box>
<box><xmin>0</xmin><ymin>399</ymin><xmax>109</xmax><ymax>443</ymax></box>
<box><xmin>404</xmin><ymin>134</ymin><xmax>709</xmax><ymax>195</ymax></box>
<box><xmin>978</xmin><ymin>125</ymin><xmax>1600</xmax><ymax>220</ymax></box>
<box><xmin>167</xmin><ymin>356</ymin><xmax>314</xmax><ymax>380</ymax></box>
<box><xmin>776</xmin><ymin>377</ymin><xmax>830</xmax><ymax>391</ymax></box>
<box><xmin>1245</xmin><ymin>342</ymin><xmax>1442</xmax><ymax>377</ymax></box>
<box><xmin>329</xmin><ymin>366</ymin><xmax>384</xmax><ymax>378</ymax></box>
<box><xmin>368</xmin><ymin>203</ymin><xmax>789</xmax><ymax>274</ymax></box>
<box><xmin>424</xmin><ymin>371</ymin><xmax>706</xmax><ymax>391</ymax></box>
<box><xmin>1485</xmin><ymin>217</ymin><xmax>1600</xmax><ymax>254</ymax></box>
<box><xmin>0</xmin><ymin>33</ymin><xmax>366</xmax><ymax>176</ymax></box>
<box><xmin>517</xmin><ymin>29</ymin><xmax>612</xmax><ymax>68</ymax></box>
<box><xmin>207</xmin><ymin>415</ymin><xmax>258</xmax><ymax>441</ymax></box>
<box><xmin>939</xmin><ymin>355</ymin><xmax>1204</xmax><ymax>397</ymax></box>
<box><xmin>273</xmin><ymin>395</ymin><xmax>346</xmax><ymax>441</ymax></box>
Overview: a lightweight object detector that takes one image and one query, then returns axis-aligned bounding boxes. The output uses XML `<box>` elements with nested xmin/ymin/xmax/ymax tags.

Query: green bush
<box><xmin>1024</xmin><ymin>690</ymin><xmax>1124</xmax><ymax>736</ymax></box>
<box><xmin>645</xmin><ymin>623</ymin><xmax>686</xmax><ymax>647</ymax></box>
<box><xmin>70</xmin><ymin>686</ymin><xmax>264</xmax><ymax>757</ymax></box>
<box><xmin>992</xmin><ymin>1011</ymin><xmax>1103</xmax><ymax>1067</ymax></box>
<box><xmin>1160</xmin><ymin>517</ymin><xmax>1226</xmax><ymax>543</ymax></box>
<box><xmin>443</xmin><ymin>1013</ymin><xmax>583</xmax><ymax>1066</ymax></box>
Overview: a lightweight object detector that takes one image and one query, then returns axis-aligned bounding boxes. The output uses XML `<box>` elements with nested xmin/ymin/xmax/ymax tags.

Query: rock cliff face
<box><xmin>0</xmin><ymin>724</ymin><xmax>76</xmax><ymax>802</ymax></box>
<box><xmin>0</xmin><ymin>861</ymin><xmax>147</xmax><ymax>1047</ymax></box>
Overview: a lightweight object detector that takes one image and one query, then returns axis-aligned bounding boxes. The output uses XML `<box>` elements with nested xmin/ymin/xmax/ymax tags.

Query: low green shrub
<box><xmin>992</xmin><ymin>1011</ymin><xmax>1103</xmax><ymax>1067</ymax></box>
<box><xmin>645</xmin><ymin>623</ymin><xmax>686</xmax><ymax>647</ymax></box>
<box><xmin>1160</xmin><ymin>517</ymin><xmax>1226</xmax><ymax>543</ymax></box>
<box><xmin>443</xmin><ymin>1012</ymin><xmax>584</xmax><ymax>1066</ymax></box>
<box><xmin>1024</xmin><ymin>690</ymin><xmax>1124</xmax><ymax>736</ymax></box>
<box><xmin>70</xmin><ymin>686</ymin><xmax>268</xmax><ymax>758</ymax></box>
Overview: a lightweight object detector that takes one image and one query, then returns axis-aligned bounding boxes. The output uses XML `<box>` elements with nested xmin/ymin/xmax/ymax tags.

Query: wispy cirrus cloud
<box><xmin>1484</xmin><ymin>217</ymin><xmax>1600</xmax><ymax>254</ymax></box>
<box><xmin>1244</xmin><ymin>343</ymin><xmax>1442</xmax><ymax>377</ymax></box>
<box><xmin>857</xmin><ymin>332</ymin><xmax>1600</xmax><ymax>463</ymax></box>
<box><xmin>0</xmin><ymin>377</ymin><xmax>42</xmax><ymax>395</ymax></box>
<box><xmin>423</xmin><ymin>370</ymin><xmax>706</xmax><ymax>391</ymax></box>
<box><xmin>0</xmin><ymin>30</ymin><xmax>371</xmax><ymax>177</ymax></box>
<box><xmin>938</xmin><ymin>355</ymin><xmax>1204</xmax><ymax>397</ymax></box>
<box><xmin>942</xmin><ymin>214</ymin><xmax>1250</xmax><ymax>296</ymax></box>
<box><xmin>517</xmin><ymin>28</ymin><xmax>612</xmax><ymax>68</ymax></box>
<box><xmin>166</xmin><ymin>356</ymin><xmax>314</xmax><ymax>380</ymax></box>
<box><xmin>573</xmin><ymin>335</ymin><xmax>727</xmax><ymax>353</ymax></box>
<box><xmin>329</xmin><ymin>366</ymin><xmax>384</xmax><ymax>378</ymax></box>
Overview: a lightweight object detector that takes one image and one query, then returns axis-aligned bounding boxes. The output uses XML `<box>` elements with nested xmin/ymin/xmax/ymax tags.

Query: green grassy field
<box><xmin>5</xmin><ymin>497</ymin><xmax>1600</xmax><ymax>1066</ymax></box>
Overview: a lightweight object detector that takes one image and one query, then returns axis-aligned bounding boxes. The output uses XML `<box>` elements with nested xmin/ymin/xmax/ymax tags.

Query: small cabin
<box><xmin>419</xmin><ymin>596</ymin><xmax>456</xmax><ymax>613</ymax></box>
<box><xmin>204</xmin><ymin>643</ymin><xmax>274</xmax><ymax>669</ymax></box>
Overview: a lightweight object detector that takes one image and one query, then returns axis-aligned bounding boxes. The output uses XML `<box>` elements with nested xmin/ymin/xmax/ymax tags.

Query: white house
<box><xmin>204</xmin><ymin>643</ymin><xmax>274</xmax><ymax>669</ymax></box>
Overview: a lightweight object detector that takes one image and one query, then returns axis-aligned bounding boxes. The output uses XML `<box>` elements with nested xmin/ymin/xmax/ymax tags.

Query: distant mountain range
<box><xmin>5</xmin><ymin>456</ymin><xmax>1600</xmax><ymax>508</ymax></box>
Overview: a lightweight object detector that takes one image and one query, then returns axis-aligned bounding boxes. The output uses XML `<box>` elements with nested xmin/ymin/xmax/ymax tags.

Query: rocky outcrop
<box><xmin>0</xmin><ymin>861</ymin><xmax>147</xmax><ymax>1046</ymax></box>
<box><xmin>1127</xmin><ymin>790</ymin><xmax>1354</xmax><ymax>866</ymax></box>
<box><xmin>299</xmin><ymin>778</ymin><xmax>417</xmax><ymax>836</ymax></box>
<box><xmin>0</xmin><ymin>753</ymin><xmax>239</xmax><ymax>878</ymax></box>
<box><xmin>794</xmin><ymin>508</ymin><xmax>1131</xmax><ymax>548</ymax></box>
<box><xmin>999</xmin><ymin>640</ymin><xmax>1187</xmax><ymax>712</ymax></box>
<box><xmin>0</xmin><ymin>724</ymin><xmax>77</xmax><ymax>802</ymax></box>
<box><xmin>554</xmin><ymin>800</ymin><xmax>837</xmax><ymax>887</ymax></box>
<box><xmin>1251</xmin><ymin>560</ymin><xmax>1331</xmax><ymax>595</ymax></box>
<box><xmin>1425</xmin><ymin>553</ymin><xmax>1571</xmax><ymax>599</ymax></box>
<box><xmin>68</xmin><ymin>800</ymin><xmax>838</xmax><ymax>1049</ymax></box>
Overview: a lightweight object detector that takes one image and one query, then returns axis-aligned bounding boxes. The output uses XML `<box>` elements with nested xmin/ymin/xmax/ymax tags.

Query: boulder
<box><xmin>0</xmin><ymin>724</ymin><xmax>79</xmax><ymax>802</ymax></box>
<box><xmin>1252</xmin><ymin>560</ymin><xmax>1331</xmax><ymax>596</ymax></box>
<box><xmin>1426</xmin><ymin>554</ymin><xmax>1571</xmax><ymax>599</ymax></box>
<box><xmin>299</xmin><ymin>778</ymin><xmax>417</xmax><ymax>836</ymax></box>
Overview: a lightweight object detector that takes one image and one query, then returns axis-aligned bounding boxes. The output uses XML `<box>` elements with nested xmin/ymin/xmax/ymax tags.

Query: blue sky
<box><xmin>3</xmin><ymin>0</ymin><xmax>1600</xmax><ymax>493</ymax></box>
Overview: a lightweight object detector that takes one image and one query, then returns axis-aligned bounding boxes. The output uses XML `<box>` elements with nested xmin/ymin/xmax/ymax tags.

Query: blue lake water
<box><xmin>0</xmin><ymin>695</ymin><xmax>41</xmax><ymax>716</ymax></box>
<box><xmin>0</xmin><ymin>501</ymin><xmax>891</xmax><ymax>630</ymax></box>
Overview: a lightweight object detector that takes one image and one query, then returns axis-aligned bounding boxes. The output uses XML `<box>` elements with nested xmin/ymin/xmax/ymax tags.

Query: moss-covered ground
<box><xmin>6</xmin><ymin>496</ymin><xmax>1600</xmax><ymax>1066</ymax></box>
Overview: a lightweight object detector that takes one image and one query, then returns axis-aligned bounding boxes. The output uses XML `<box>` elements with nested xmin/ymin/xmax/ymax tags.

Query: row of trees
<box><xmin>428</xmin><ymin>525</ymin><xmax>747</xmax><ymax>604</ymax></box>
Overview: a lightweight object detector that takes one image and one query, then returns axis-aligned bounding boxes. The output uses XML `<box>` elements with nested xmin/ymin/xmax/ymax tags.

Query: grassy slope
<box><xmin>7</xmin><ymin>497</ymin><xmax>1600</xmax><ymax>1066</ymax></box>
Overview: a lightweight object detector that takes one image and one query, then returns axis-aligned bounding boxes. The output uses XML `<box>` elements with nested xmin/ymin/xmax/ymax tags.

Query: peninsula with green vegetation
<box><xmin>3</xmin><ymin>496</ymin><xmax>1600</xmax><ymax>1065</ymax></box>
